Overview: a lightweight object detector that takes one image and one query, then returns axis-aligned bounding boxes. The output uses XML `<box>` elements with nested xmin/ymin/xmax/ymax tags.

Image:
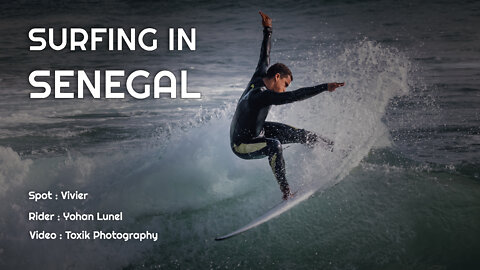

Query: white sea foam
<box><xmin>271</xmin><ymin>40</ymin><xmax>410</xmax><ymax>192</ymax></box>
<box><xmin>0</xmin><ymin>146</ymin><xmax>32</xmax><ymax>197</ymax></box>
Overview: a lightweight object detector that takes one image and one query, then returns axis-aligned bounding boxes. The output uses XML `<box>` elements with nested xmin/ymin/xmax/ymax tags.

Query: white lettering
<box><xmin>60</xmin><ymin>190</ymin><xmax>89</xmax><ymax>200</ymax></box>
<box><xmin>177</xmin><ymin>28</ymin><xmax>196</xmax><ymax>51</ymax></box>
<box><xmin>28</xmin><ymin>191</ymin><xmax>53</xmax><ymax>202</ymax></box>
<box><xmin>49</xmin><ymin>28</ymin><xmax>67</xmax><ymax>51</ymax></box>
<box><xmin>126</xmin><ymin>70</ymin><xmax>150</xmax><ymax>99</ymax></box>
<box><xmin>70</xmin><ymin>28</ymin><xmax>88</xmax><ymax>50</ymax></box>
<box><xmin>29</xmin><ymin>28</ymin><xmax>46</xmax><ymax>51</ymax></box>
<box><xmin>29</xmin><ymin>70</ymin><xmax>197</xmax><ymax>99</ymax></box>
<box><xmin>138</xmin><ymin>28</ymin><xmax>157</xmax><ymax>51</ymax></box>
<box><xmin>78</xmin><ymin>70</ymin><xmax>100</xmax><ymax>98</ymax></box>
<box><xmin>105</xmin><ymin>70</ymin><xmax>125</xmax><ymax>98</ymax></box>
<box><xmin>91</xmin><ymin>28</ymin><xmax>107</xmax><ymax>50</ymax></box>
<box><xmin>154</xmin><ymin>70</ymin><xmax>176</xmax><ymax>98</ymax></box>
<box><xmin>55</xmin><ymin>70</ymin><xmax>74</xmax><ymax>98</ymax></box>
<box><xmin>180</xmin><ymin>70</ymin><xmax>200</xmax><ymax>98</ymax></box>
<box><xmin>29</xmin><ymin>70</ymin><xmax>51</xmax><ymax>98</ymax></box>
<box><xmin>30</xmin><ymin>231</ymin><xmax>57</xmax><ymax>240</ymax></box>
<box><xmin>117</xmin><ymin>28</ymin><xmax>135</xmax><ymax>50</ymax></box>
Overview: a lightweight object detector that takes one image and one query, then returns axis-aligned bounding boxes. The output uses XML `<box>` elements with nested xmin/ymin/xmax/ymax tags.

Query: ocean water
<box><xmin>0</xmin><ymin>0</ymin><xmax>479</xmax><ymax>269</ymax></box>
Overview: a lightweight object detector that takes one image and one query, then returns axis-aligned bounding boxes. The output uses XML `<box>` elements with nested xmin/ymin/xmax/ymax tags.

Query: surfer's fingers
<box><xmin>259</xmin><ymin>11</ymin><xmax>271</xmax><ymax>21</ymax></box>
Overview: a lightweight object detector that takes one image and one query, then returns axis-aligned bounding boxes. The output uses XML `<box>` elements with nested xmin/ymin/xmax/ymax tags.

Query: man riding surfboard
<box><xmin>230</xmin><ymin>11</ymin><xmax>345</xmax><ymax>200</ymax></box>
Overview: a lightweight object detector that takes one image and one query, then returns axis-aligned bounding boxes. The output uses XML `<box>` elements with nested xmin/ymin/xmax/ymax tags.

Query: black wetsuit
<box><xmin>229</xmin><ymin>26</ymin><xmax>329</xmax><ymax>196</ymax></box>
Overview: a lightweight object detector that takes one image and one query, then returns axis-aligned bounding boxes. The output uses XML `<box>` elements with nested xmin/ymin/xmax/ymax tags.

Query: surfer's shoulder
<box><xmin>248</xmin><ymin>85</ymin><xmax>268</xmax><ymax>99</ymax></box>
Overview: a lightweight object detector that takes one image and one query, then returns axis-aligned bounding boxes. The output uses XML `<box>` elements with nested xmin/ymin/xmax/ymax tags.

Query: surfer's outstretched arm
<box><xmin>252</xmin><ymin>82</ymin><xmax>346</xmax><ymax>107</ymax></box>
<box><xmin>239</xmin><ymin>11</ymin><xmax>273</xmax><ymax>99</ymax></box>
<box><xmin>253</xmin><ymin>11</ymin><xmax>272</xmax><ymax>77</ymax></box>
<box><xmin>252</xmin><ymin>12</ymin><xmax>272</xmax><ymax>81</ymax></box>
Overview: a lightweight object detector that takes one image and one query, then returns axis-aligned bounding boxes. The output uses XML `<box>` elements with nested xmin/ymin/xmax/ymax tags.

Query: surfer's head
<box><xmin>263</xmin><ymin>63</ymin><xmax>293</xmax><ymax>93</ymax></box>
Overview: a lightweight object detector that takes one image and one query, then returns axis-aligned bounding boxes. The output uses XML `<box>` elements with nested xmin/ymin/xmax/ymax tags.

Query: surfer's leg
<box><xmin>264</xmin><ymin>121</ymin><xmax>318</xmax><ymax>146</ymax></box>
<box><xmin>265</xmin><ymin>138</ymin><xmax>290</xmax><ymax>197</ymax></box>
<box><xmin>231</xmin><ymin>138</ymin><xmax>290</xmax><ymax>197</ymax></box>
<box><xmin>231</xmin><ymin>137</ymin><xmax>272</xmax><ymax>159</ymax></box>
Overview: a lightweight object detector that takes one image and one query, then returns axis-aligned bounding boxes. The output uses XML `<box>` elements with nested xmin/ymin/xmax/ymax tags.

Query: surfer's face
<box><xmin>271</xmin><ymin>73</ymin><xmax>291</xmax><ymax>93</ymax></box>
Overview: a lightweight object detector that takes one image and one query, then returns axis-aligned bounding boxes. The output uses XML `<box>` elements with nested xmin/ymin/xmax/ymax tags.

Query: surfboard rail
<box><xmin>215</xmin><ymin>190</ymin><xmax>315</xmax><ymax>241</ymax></box>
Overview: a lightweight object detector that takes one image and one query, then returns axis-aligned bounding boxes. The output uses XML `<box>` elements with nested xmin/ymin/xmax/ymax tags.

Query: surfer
<box><xmin>230</xmin><ymin>11</ymin><xmax>345</xmax><ymax>200</ymax></box>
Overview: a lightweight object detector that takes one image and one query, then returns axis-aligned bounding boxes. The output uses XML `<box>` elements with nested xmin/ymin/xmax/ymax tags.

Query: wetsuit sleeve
<box><xmin>254</xmin><ymin>84</ymin><xmax>328</xmax><ymax>107</ymax></box>
<box><xmin>252</xmin><ymin>27</ymin><xmax>272</xmax><ymax>80</ymax></box>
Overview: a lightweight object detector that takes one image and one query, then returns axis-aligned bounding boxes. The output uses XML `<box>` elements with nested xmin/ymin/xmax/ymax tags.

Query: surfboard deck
<box><xmin>214</xmin><ymin>189</ymin><xmax>315</xmax><ymax>241</ymax></box>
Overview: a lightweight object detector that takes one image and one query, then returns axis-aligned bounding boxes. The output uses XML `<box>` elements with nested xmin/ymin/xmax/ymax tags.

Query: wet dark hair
<box><xmin>265</xmin><ymin>63</ymin><xmax>293</xmax><ymax>81</ymax></box>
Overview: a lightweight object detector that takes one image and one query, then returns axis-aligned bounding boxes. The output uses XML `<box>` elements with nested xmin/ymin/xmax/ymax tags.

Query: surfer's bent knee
<box><xmin>269</xmin><ymin>139</ymin><xmax>282</xmax><ymax>156</ymax></box>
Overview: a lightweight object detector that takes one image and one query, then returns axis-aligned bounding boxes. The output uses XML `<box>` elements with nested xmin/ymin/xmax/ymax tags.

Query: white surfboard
<box><xmin>215</xmin><ymin>189</ymin><xmax>315</xmax><ymax>241</ymax></box>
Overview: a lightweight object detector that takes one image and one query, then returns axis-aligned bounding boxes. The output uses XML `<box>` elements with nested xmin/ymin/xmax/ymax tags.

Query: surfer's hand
<box><xmin>259</xmin><ymin>11</ymin><xmax>272</xmax><ymax>28</ymax></box>
<box><xmin>327</xmin><ymin>82</ymin><xmax>345</xmax><ymax>92</ymax></box>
